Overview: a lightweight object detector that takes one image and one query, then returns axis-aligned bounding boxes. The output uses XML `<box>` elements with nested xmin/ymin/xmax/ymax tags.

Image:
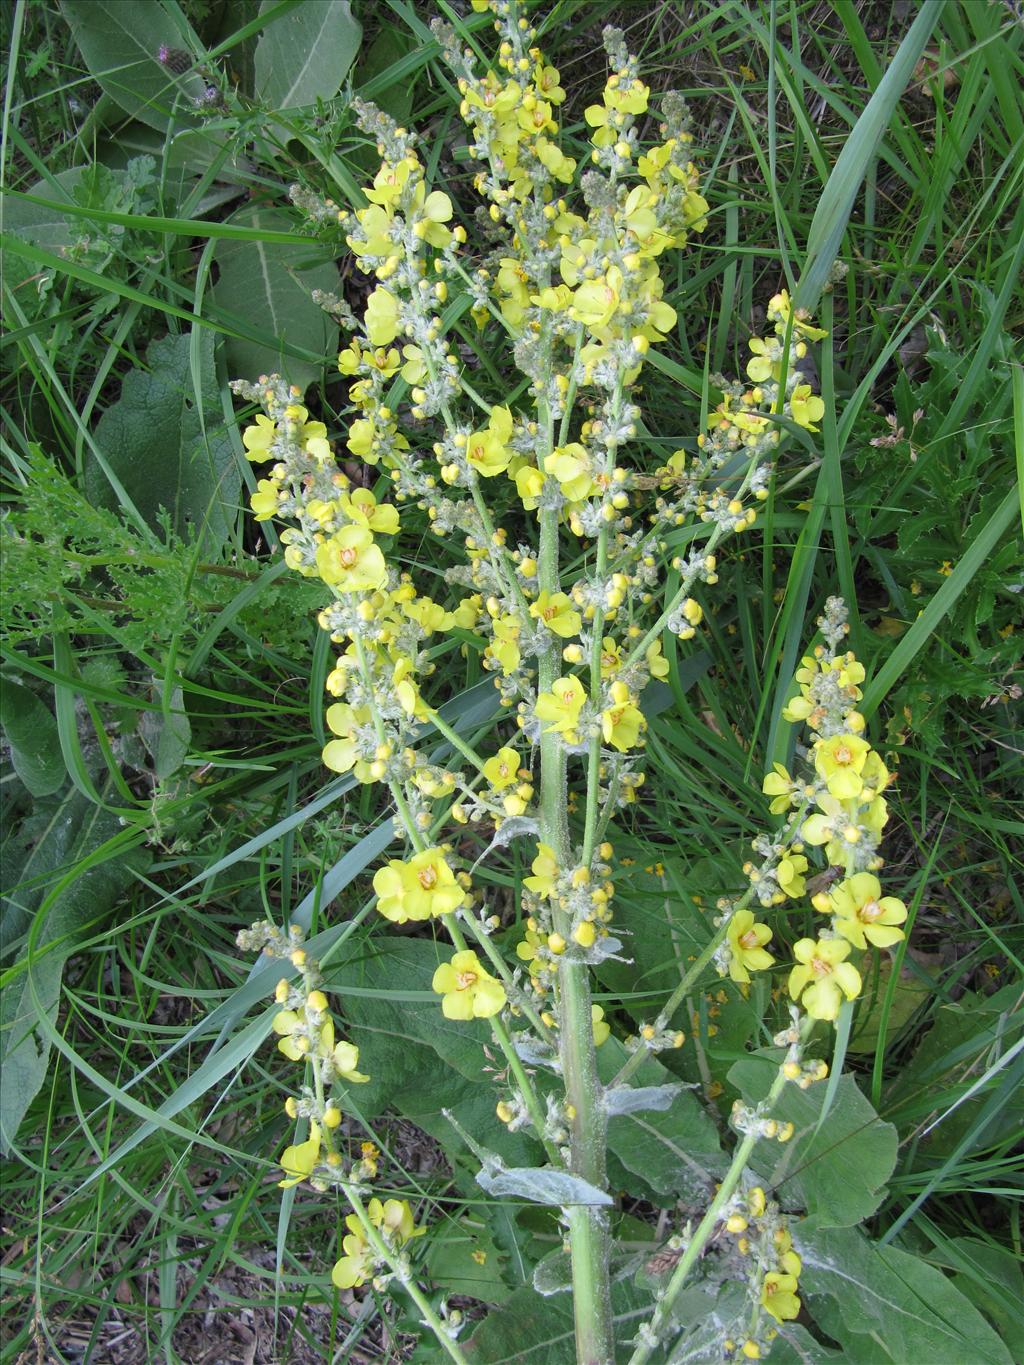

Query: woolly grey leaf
<box><xmin>605</xmin><ymin>1083</ymin><xmax>687</xmax><ymax>1116</ymax></box>
<box><xmin>477</xmin><ymin>1164</ymin><xmax>613</xmax><ymax>1207</ymax></box>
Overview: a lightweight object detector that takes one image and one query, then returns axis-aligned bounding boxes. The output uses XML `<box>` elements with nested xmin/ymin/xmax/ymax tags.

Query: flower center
<box><xmin>417</xmin><ymin>866</ymin><xmax>438</xmax><ymax>890</ymax></box>
<box><xmin>739</xmin><ymin>929</ymin><xmax>759</xmax><ymax>950</ymax></box>
<box><xmin>455</xmin><ymin>971</ymin><xmax>477</xmax><ymax>991</ymax></box>
<box><xmin>859</xmin><ymin>899</ymin><xmax>882</xmax><ymax>921</ymax></box>
<box><xmin>834</xmin><ymin>744</ymin><xmax>852</xmax><ymax>765</ymax></box>
<box><xmin>811</xmin><ymin>957</ymin><xmax>833</xmax><ymax>977</ymax></box>
<box><xmin>338</xmin><ymin>546</ymin><xmax>358</xmax><ymax>568</ymax></box>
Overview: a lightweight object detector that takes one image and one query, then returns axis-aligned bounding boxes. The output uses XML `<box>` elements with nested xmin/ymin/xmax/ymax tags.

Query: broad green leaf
<box><xmin>1</xmin><ymin>798</ymin><xmax>143</xmax><ymax>1154</ymax></box>
<box><xmin>139</xmin><ymin>684</ymin><xmax>191</xmax><ymax>780</ymax></box>
<box><xmin>946</xmin><ymin>1236</ymin><xmax>1024</xmax><ymax>1348</ymax></box>
<box><xmin>60</xmin><ymin>0</ymin><xmax>207</xmax><ymax>132</ymax></box>
<box><xmin>0</xmin><ymin>166</ymin><xmax>122</xmax><ymax>289</ymax></box>
<box><xmin>423</xmin><ymin>1217</ymin><xmax>511</xmax><ymax>1307</ymax></box>
<box><xmin>799</xmin><ymin>1225</ymin><xmax>1014</xmax><ymax>1365</ymax></box>
<box><xmin>729</xmin><ymin>1053</ymin><xmax>897</xmax><ymax>1229</ymax></box>
<box><xmin>884</xmin><ymin>984</ymin><xmax>1024</xmax><ymax>1157</ymax></box>
<box><xmin>846</xmin><ymin>954</ymin><xmax>932</xmax><ymax>1055</ymax></box>
<box><xmin>0</xmin><ymin>682</ymin><xmax>66</xmax><ymax>797</ymax></box>
<box><xmin>602</xmin><ymin>1040</ymin><xmax>722</xmax><ymax>1205</ymax></box>
<box><xmin>459</xmin><ymin>1278</ymin><xmax>652</xmax><ymax>1364</ymax></box>
<box><xmin>212</xmin><ymin>205</ymin><xmax>339</xmax><ymax>393</ymax></box>
<box><xmin>254</xmin><ymin>0</ymin><xmax>361</xmax><ymax>111</ymax></box>
<box><xmin>84</xmin><ymin>330</ymin><xmax>239</xmax><ymax>548</ymax></box>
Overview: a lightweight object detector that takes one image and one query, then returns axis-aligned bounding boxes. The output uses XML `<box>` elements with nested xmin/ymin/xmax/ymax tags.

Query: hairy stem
<box><xmin>538</xmin><ymin>499</ymin><xmax>614</xmax><ymax>1365</ymax></box>
<box><xmin>627</xmin><ymin>1042</ymin><xmax>801</xmax><ymax>1365</ymax></box>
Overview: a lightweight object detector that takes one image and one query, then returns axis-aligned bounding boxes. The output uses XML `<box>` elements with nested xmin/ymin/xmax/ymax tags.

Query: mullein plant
<box><xmin>234</xmin><ymin>4</ymin><xmax>905</xmax><ymax>1361</ymax></box>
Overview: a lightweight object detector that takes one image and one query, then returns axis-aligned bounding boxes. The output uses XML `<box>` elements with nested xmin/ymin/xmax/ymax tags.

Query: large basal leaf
<box><xmin>798</xmin><ymin>1225</ymin><xmax>1014</xmax><ymax>1365</ymax></box>
<box><xmin>60</xmin><ymin>0</ymin><xmax>207</xmax><ymax>132</ymax></box>
<box><xmin>601</xmin><ymin>1040</ymin><xmax>723</xmax><ymax>1207</ymax></box>
<box><xmin>2</xmin><ymin>168</ymin><xmax>103</xmax><ymax>250</ymax></box>
<box><xmin>1</xmin><ymin>795</ymin><xmax>144</xmax><ymax>1154</ymax></box>
<box><xmin>254</xmin><ymin>0</ymin><xmax>361</xmax><ymax>111</ymax></box>
<box><xmin>0</xmin><ymin>682</ymin><xmax>66</xmax><ymax>797</ymax></box>
<box><xmin>423</xmin><ymin>1216</ymin><xmax>512</xmax><ymax>1308</ymax></box>
<box><xmin>212</xmin><ymin>205</ymin><xmax>339</xmax><ymax>394</ymax></box>
<box><xmin>729</xmin><ymin>1052</ymin><xmax>897</xmax><ymax>1230</ymax></box>
<box><xmin>884</xmin><ymin>983</ymin><xmax>1024</xmax><ymax>1157</ymax></box>
<box><xmin>0</xmin><ymin>166</ymin><xmax>128</xmax><ymax>291</ymax></box>
<box><xmin>458</xmin><ymin>1278</ymin><xmax>653</xmax><ymax>1365</ymax></box>
<box><xmin>325</xmin><ymin>937</ymin><xmax>540</xmax><ymax>1165</ymax></box>
<box><xmin>85</xmin><ymin>330</ymin><xmax>239</xmax><ymax>548</ymax></box>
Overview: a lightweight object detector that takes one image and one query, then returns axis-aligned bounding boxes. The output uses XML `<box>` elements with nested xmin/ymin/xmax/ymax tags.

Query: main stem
<box><xmin>538</xmin><ymin>503</ymin><xmax>614</xmax><ymax>1365</ymax></box>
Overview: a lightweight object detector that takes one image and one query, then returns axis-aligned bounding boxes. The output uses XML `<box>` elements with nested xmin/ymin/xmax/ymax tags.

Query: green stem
<box><xmin>537</xmin><ymin>496</ymin><xmax>614</xmax><ymax>1365</ymax></box>
<box><xmin>626</xmin><ymin>1040</ymin><xmax>802</xmax><ymax>1365</ymax></box>
<box><xmin>445</xmin><ymin>919</ymin><xmax>559</xmax><ymax>1164</ymax></box>
<box><xmin>344</xmin><ymin>1185</ymin><xmax>471</xmax><ymax>1365</ymax></box>
<box><xmin>423</xmin><ymin>704</ymin><xmax>488</xmax><ymax>774</ymax></box>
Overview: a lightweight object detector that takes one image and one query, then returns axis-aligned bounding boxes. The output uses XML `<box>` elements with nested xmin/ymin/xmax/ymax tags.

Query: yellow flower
<box><xmin>570</xmin><ymin>268</ymin><xmax>622</xmax><ymax>331</ymax></box>
<box><xmin>242</xmin><ymin>414</ymin><xmax>277</xmax><ymax>462</ymax></box>
<box><xmin>726</xmin><ymin>910</ymin><xmax>774</xmax><ymax>984</ymax></box>
<box><xmin>348</xmin><ymin>202</ymin><xmax>397</xmax><ymax>260</ymax></box>
<box><xmin>373</xmin><ymin>848</ymin><xmax>466</xmax><ymax>923</ymax></box>
<box><xmin>413</xmin><ymin>187</ymin><xmax>454</xmax><ymax>247</ymax></box>
<box><xmin>488</xmin><ymin>614</ymin><xmax>522</xmax><ymax>675</ymax></box>
<box><xmin>791</xmin><ymin>384</ymin><xmax>825</xmax><ymax>431</ymax></box>
<box><xmin>646</xmin><ymin>640</ymin><xmax>670</xmax><ymax>680</ymax></box>
<box><xmin>278</xmin><ymin>1121</ymin><xmax>321</xmax><ymax>1188</ymax></box>
<box><xmin>332</xmin><ymin>1218</ymin><xmax>375</xmax><ymax>1289</ymax></box>
<box><xmin>535</xmin><ymin>62</ymin><xmax>566</xmax><ymax>104</ymax></box>
<box><xmin>524</xmin><ymin>843</ymin><xmax>559</xmax><ymax>899</ymax></box>
<box><xmin>322</xmin><ymin>702</ymin><xmax>372</xmax><ymax>779</ymax></box>
<box><xmin>591</xmin><ymin>1005</ymin><xmax>610</xmax><ymax>1047</ymax></box>
<box><xmin>762</xmin><ymin>763</ymin><xmax>799</xmax><ymax>814</ymax></box>
<box><xmin>543</xmin><ymin>444</ymin><xmax>594</xmax><ymax>501</ymax></box>
<box><xmin>316</xmin><ymin>526</ymin><xmax>387</xmax><ymax>593</ymax></box>
<box><xmin>332</xmin><ymin>1040</ymin><xmax>370</xmax><ymax>1084</ymax></box>
<box><xmin>814</xmin><ymin>733</ymin><xmax>871</xmax><ymax>800</ymax></box>
<box><xmin>364</xmin><ymin>157</ymin><xmax>415</xmax><ymax>208</ymax></box>
<box><xmin>466</xmin><ymin>405</ymin><xmax>514</xmax><ymax>477</ymax></box>
<box><xmin>601</xmin><ymin>681</ymin><xmax>645</xmax><ymax>752</ymax></box>
<box><xmin>340</xmin><ymin>488</ymin><xmax>399</xmax><ymax>536</ymax></box>
<box><xmin>515</xmin><ymin>923</ymin><xmax>550</xmax><ymax>976</ymax></box>
<box><xmin>827</xmin><ymin>873</ymin><xmax>907</xmax><ymax>949</ymax></box>
<box><xmin>250</xmin><ymin>479</ymin><xmax>279</xmax><ymax>521</ymax></box>
<box><xmin>364</xmin><ymin>286</ymin><xmax>400</xmax><ymax>347</ymax></box>
<box><xmin>535</xmin><ymin>676</ymin><xmax>587</xmax><ymax>743</ymax></box>
<box><xmin>432</xmin><ymin>949</ymin><xmax>506</xmax><ymax>1020</ymax></box>
<box><xmin>788</xmin><ymin>938</ymin><xmax>862</xmax><ymax>1021</ymax></box>
<box><xmin>331</xmin><ymin>1198</ymin><xmax>424</xmax><ymax>1290</ymax></box>
<box><xmin>483</xmin><ymin>746</ymin><xmax>521</xmax><ymax>790</ymax></box>
<box><xmin>272</xmin><ymin>1006</ymin><xmax>330</xmax><ymax>1061</ymax></box>
<box><xmin>761</xmin><ymin>1271</ymin><xmax>801</xmax><ymax>1322</ymax></box>
<box><xmin>776</xmin><ymin>851</ymin><xmax>808</xmax><ymax>899</ymax></box>
<box><xmin>767</xmin><ymin>289</ymin><xmax>828</xmax><ymax>341</ymax></box>
<box><xmin>529</xmin><ymin>591</ymin><xmax>581</xmax><ymax>639</ymax></box>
